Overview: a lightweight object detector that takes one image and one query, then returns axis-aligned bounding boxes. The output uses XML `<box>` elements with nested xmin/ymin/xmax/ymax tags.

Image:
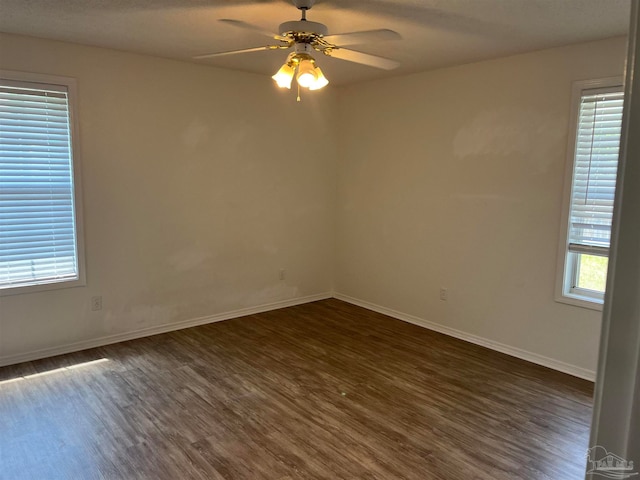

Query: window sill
<box><xmin>0</xmin><ymin>277</ymin><xmax>86</xmax><ymax>297</ymax></box>
<box><xmin>555</xmin><ymin>293</ymin><xmax>604</xmax><ymax>311</ymax></box>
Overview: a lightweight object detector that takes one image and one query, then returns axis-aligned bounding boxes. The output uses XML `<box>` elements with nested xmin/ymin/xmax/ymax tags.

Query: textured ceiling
<box><xmin>0</xmin><ymin>0</ymin><xmax>631</xmax><ymax>85</ymax></box>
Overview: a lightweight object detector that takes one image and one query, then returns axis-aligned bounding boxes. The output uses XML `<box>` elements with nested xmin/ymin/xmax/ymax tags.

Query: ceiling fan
<box><xmin>194</xmin><ymin>0</ymin><xmax>401</xmax><ymax>95</ymax></box>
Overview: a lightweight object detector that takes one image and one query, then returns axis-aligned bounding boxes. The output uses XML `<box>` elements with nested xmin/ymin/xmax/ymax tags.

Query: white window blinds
<box><xmin>0</xmin><ymin>80</ymin><xmax>79</xmax><ymax>289</ymax></box>
<box><xmin>568</xmin><ymin>88</ymin><xmax>624</xmax><ymax>256</ymax></box>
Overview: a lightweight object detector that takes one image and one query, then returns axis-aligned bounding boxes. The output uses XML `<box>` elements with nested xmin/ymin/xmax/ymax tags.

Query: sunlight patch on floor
<box><xmin>0</xmin><ymin>358</ymin><xmax>109</xmax><ymax>385</ymax></box>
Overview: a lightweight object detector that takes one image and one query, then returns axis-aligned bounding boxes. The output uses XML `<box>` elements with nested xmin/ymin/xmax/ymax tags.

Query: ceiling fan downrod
<box><xmin>294</xmin><ymin>0</ymin><xmax>315</xmax><ymax>21</ymax></box>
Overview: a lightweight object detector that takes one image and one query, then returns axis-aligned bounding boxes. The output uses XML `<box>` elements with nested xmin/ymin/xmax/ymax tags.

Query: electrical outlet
<box><xmin>279</xmin><ymin>269</ymin><xmax>286</xmax><ymax>281</ymax></box>
<box><xmin>439</xmin><ymin>288</ymin><xmax>448</xmax><ymax>301</ymax></box>
<box><xmin>91</xmin><ymin>296</ymin><xmax>102</xmax><ymax>311</ymax></box>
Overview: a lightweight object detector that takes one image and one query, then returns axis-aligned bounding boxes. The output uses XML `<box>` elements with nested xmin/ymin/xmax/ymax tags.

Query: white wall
<box><xmin>335</xmin><ymin>37</ymin><xmax>628</xmax><ymax>377</ymax></box>
<box><xmin>0</xmin><ymin>33</ymin><xmax>337</xmax><ymax>363</ymax></box>
<box><xmin>0</xmin><ymin>33</ymin><xmax>629</xmax><ymax>378</ymax></box>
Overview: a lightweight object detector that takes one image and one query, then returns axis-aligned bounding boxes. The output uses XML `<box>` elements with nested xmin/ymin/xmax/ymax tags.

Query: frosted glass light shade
<box><xmin>296</xmin><ymin>59</ymin><xmax>317</xmax><ymax>88</ymax></box>
<box><xmin>272</xmin><ymin>64</ymin><xmax>295</xmax><ymax>89</ymax></box>
<box><xmin>309</xmin><ymin>66</ymin><xmax>329</xmax><ymax>90</ymax></box>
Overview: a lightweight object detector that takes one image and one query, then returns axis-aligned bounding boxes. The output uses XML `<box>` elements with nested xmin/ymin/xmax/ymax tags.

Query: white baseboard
<box><xmin>2</xmin><ymin>291</ymin><xmax>597</xmax><ymax>381</ymax></box>
<box><xmin>333</xmin><ymin>292</ymin><xmax>596</xmax><ymax>382</ymax></box>
<box><xmin>0</xmin><ymin>292</ymin><xmax>332</xmax><ymax>368</ymax></box>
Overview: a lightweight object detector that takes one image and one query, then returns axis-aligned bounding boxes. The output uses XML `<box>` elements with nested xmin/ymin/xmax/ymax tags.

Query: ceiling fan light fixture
<box><xmin>296</xmin><ymin>59</ymin><xmax>318</xmax><ymax>88</ymax></box>
<box><xmin>308</xmin><ymin>66</ymin><xmax>329</xmax><ymax>90</ymax></box>
<box><xmin>195</xmin><ymin>0</ymin><xmax>401</xmax><ymax>99</ymax></box>
<box><xmin>272</xmin><ymin>63</ymin><xmax>295</xmax><ymax>89</ymax></box>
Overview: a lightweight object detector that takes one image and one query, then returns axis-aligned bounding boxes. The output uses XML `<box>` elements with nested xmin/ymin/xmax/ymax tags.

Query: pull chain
<box><xmin>297</xmin><ymin>82</ymin><xmax>301</xmax><ymax>102</ymax></box>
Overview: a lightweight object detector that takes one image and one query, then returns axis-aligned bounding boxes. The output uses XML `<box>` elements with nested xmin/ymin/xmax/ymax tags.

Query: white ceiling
<box><xmin>0</xmin><ymin>0</ymin><xmax>631</xmax><ymax>85</ymax></box>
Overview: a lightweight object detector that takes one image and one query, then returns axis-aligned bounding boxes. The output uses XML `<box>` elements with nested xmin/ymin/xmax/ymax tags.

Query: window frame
<box><xmin>555</xmin><ymin>76</ymin><xmax>623</xmax><ymax>311</ymax></box>
<box><xmin>0</xmin><ymin>69</ymin><xmax>86</xmax><ymax>296</ymax></box>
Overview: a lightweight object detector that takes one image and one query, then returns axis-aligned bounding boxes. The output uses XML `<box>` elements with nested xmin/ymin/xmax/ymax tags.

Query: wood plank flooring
<box><xmin>0</xmin><ymin>299</ymin><xmax>593</xmax><ymax>479</ymax></box>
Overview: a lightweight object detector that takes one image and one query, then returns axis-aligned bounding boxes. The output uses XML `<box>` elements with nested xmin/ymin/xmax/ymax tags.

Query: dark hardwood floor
<box><xmin>0</xmin><ymin>299</ymin><xmax>593</xmax><ymax>480</ymax></box>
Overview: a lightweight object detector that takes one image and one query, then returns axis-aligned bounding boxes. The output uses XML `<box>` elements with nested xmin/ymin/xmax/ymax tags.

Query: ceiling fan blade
<box><xmin>194</xmin><ymin>45</ymin><xmax>279</xmax><ymax>59</ymax></box>
<box><xmin>326</xmin><ymin>48</ymin><xmax>399</xmax><ymax>70</ymax></box>
<box><xmin>219</xmin><ymin>19</ymin><xmax>286</xmax><ymax>41</ymax></box>
<box><xmin>322</xmin><ymin>29</ymin><xmax>401</xmax><ymax>46</ymax></box>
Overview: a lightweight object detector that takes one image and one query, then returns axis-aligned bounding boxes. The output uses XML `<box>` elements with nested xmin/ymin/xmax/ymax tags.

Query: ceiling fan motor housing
<box><xmin>294</xmin><ymin>43</ymin><xmax>314</xmax><ymax>55</ymax></box>
<box><xmin>279</xmin><ymin>20</ymin><xmax>328</xmax><ymax>37</ymax></box>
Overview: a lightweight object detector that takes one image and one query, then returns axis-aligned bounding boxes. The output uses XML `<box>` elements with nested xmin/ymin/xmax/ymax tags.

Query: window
<box><xmin>556</xmin><ymin>77</ymin><xmax>624</xmax><ymax>309</ymax></box>
<box><xmin>0</xmin><ymin>71</ymin><xmax>85</xmax><ymax>294</ymax></box>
